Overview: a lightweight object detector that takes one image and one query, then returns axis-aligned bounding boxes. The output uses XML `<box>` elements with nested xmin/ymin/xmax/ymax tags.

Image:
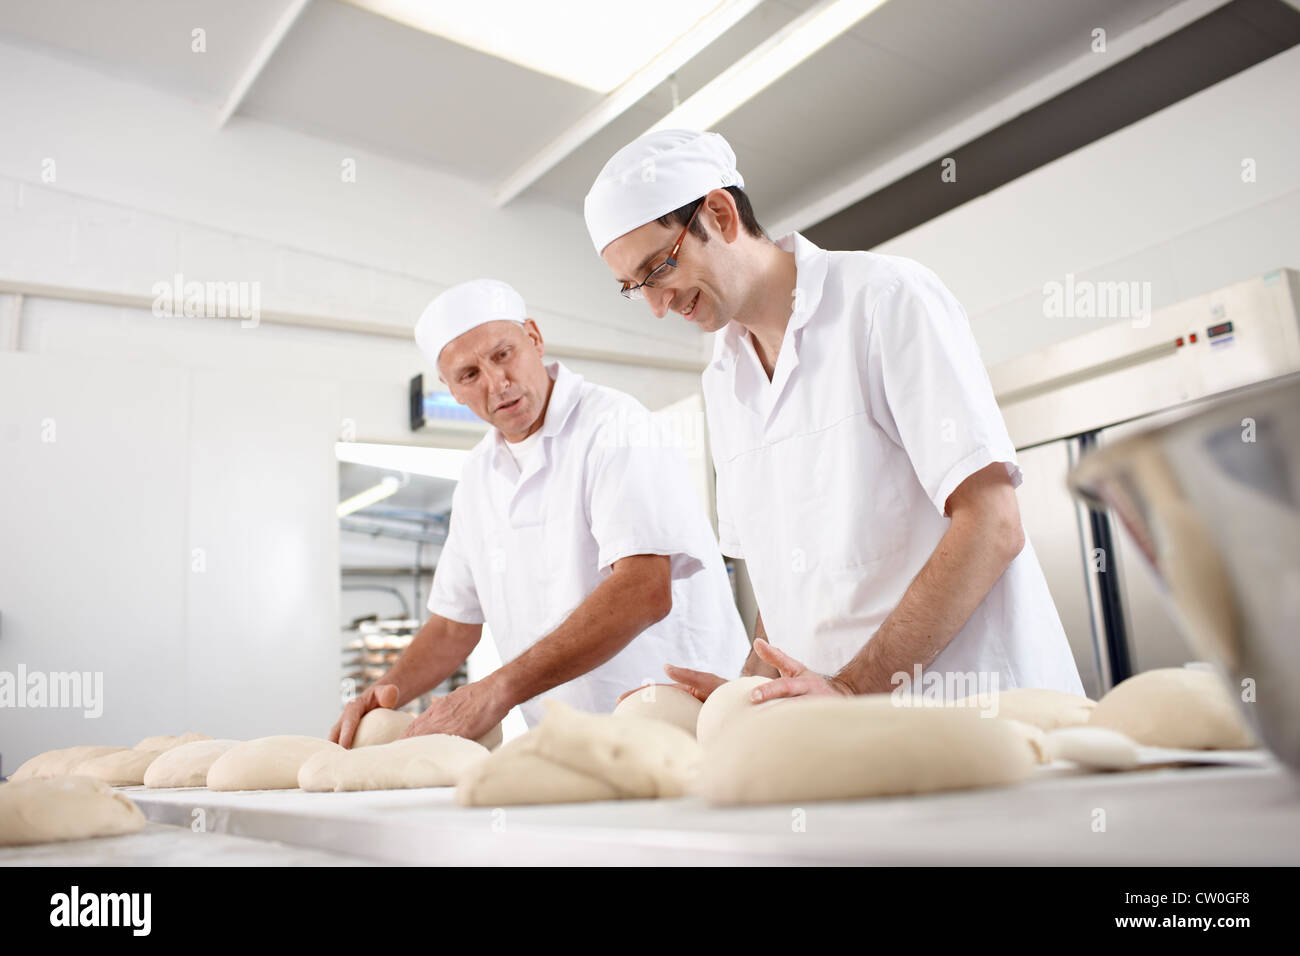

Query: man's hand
<box><xmin>401</xmin><ymin>678</ymin><xmax>508</xmax><ymax>742</ymax></box>
<box><xmin>749</xmin><ymin>639</ymin><xmax>855</xmax><ymax>703</ymax></box>
<box><xmin>659</xmin><ymin>665</ymin><xmax>729</xmax><ymax>703</ymax></box>
<box><xmin>330</xmin><ymin>682</ymin><xmax>400</xmax><ymax>749</ymax></box>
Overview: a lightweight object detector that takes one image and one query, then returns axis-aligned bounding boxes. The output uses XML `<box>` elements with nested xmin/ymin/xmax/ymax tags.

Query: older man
<box><xmin>331</xmin><ymin>279</ymin><xmax>747</xmax><ymax>747</ymax></box>
<box><xmin>585</xmin><ymin>129</ymin><xmax>1083</xmax><ymax>706</ymax></box>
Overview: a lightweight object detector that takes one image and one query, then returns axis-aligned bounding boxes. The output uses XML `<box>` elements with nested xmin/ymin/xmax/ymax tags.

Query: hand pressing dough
<box><xmin>206</xmin><ymin>735</ymin><xmax>342</xmax><ymax>791</ymax></box>
<box><xmin>352</xmin><ymin>706</ymin><xmax>504</xmax><ymax>750</ymax></box>
<box><xmin>696</xmin><ymin>697</ymin><xmax>1036</xmax><ymax>805</ymax></box>
<box><xmin>1045</xmin><ymin>727</ymin><xmax>1140</xmax><ymax>770</ymax></box>
<box><xmin>458</xmin><ymin>701</ymin><xmax>700</xmax><ymax>806</ymax></box>
<box><xmin>133</xmin><ymin>732</ymin><xmax>211</xmax><ymax>752</ymax></box>
<box><xmin>955</xmin><ymin>687</ymin><xmax>1096</xmax><ymax>730</ymax></box>
<box><xmin>0</xmin><ymin>776</ymin><xmax>146</xmax><ymax>846</ymax></box>
<box><xmin>142</xmin><ymin>739</ymin><xmax>240</xmax><ymax>788</ymax></box>
<box><xmin>75</xmin><ymin>748</ymin><xmax>166</xmax><ymax>787</ymax></box>
<box><xmin>695</xmin><ymin>676</ymin><xmax>772</xmax><ymax>747</ymax></box>
<box><xmin>1088</xmin><ymin>667</ymin><xmax>1255</xmax><ymax>749</ymax></box>
<box><xmin>10</xmin><ymin>745</ymin><xmax>129</xmax><ymax>781</ymax></box>
<box><xmin>299</xmin><ymin>734</ymin><xmax>489</xmax><ymax>791</ymax></box>
<box><xmin>612</xmin><ymin>684</ymin><xmax>702</xmax><ymax>736</ymax></box>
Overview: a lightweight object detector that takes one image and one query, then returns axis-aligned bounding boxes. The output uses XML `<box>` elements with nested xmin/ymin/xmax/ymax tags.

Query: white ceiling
<box><xmin>0</xmin><ymin>0</ymin><xmax>1186</xmax><ymax>223</ymax></box>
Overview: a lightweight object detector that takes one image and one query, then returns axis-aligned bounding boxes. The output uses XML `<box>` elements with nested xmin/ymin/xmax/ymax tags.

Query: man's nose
<box><xmin>486</xmin><ymin>364</ymin><xmax>510</xmax><ymax>393</ymax></box>
<box><xmin>646</xmin><ymin>286</ymin><xmax>674</xmax><ymax>319</ymax></box>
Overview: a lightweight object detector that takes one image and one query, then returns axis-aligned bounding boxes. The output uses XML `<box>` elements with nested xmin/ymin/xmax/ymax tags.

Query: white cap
<box><xmin>414</xmin><ymin>279</ymin><xmax>527</xmax><ymax>368</ymax></box>
<box><xmin>583</xmin><ymin>129</ymin><xmax>744</xmax><ymax>255</ymax></box>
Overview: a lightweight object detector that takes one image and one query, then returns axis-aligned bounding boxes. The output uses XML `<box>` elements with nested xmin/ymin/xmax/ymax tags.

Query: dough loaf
<box><xmin>1045</xmin><ymin>726</ymin><xmax>1140</xmax><ymax>770</ymax></box>
<box><xmin>458</xmin><ymin>701</ymin><xmax>700</xmax><ymax>806</ymax></box>
<box><xmin>352</xmin><ymin>705</ymin><xmax>504</xmax><ymax>750</ymax></box>
<box><xmin>75</xmin><ymin>748</ymin><xmax>166</xmax><ymax>787</ymax></box>
<box><xmin>1088</xmin><ymin>667</ymin><xmax>1255</xmax><ymax>749</ymax></box>
<box><xmin>956</xmin><ymin>687</ymin><xmax>1096</xmax><ymax>730</ymax></box>
<box><xmin>142</xmin><ymin>739</ymin><xmax>240</xmax><ymax>788</ymax></box>
<box><xmin>206</xmin><ymin>735</ymin><xmax>342</xmax><ymax>791</ymax></box>
<box><xmin>10</xmin><ymin>745</ymin><xmax>129</xmax><ymax>781</ymax></box>
<box><xmin>695</xmin><ymin>676</ymin><xmax>772</xmax><ymax>747</ymax></box>
<box><xmin>299</xmin><ymin>734</ymin><xmax>489</xmax><ymax>791</ymax></box>
<box><xmin>612</xmin><ymin>684</ymin><xmax>702</xmax><ymax>736</ymax></box>
<box><xmin>0</xmin><ymin>776</ymin><xmax>146</xmax><ymax>846</ymax></box>
<box><xmin>696</xmin><ymin>697</ymin><xmax>1036</xmax><ymax>805</ymax></box>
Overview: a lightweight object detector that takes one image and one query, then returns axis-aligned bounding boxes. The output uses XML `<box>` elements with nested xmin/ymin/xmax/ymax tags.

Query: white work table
<box><xmin>17</xmin><ymin>758</ymin><xmax>1294</xmax><ymax>866</ymax></box>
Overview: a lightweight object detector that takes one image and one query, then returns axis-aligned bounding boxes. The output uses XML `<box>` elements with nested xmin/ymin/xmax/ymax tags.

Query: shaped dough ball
<box><xmin>1045</xmin><ymin>727</ymin><xmax>1140</xmax><ymax>770</ymax></box>
<box><xmin>352</xmin><ymin>705</ymin><xmax>504</xmax><ymax>750</ymax></box>
<box><xmin>133</xmin><ymin>732</ymin><xmax>211</xmax><ymax>752</ymax></box>
<box><xmin>352</xmin><ymin>708</ymin><xmax>415</xmax><ymax>747</ymax></box>
<box><xmin>696</xmin><ymin>676</ymin><xmax>772</xmax><ymax>747</ymax></box>
<box><xmin>612</xmin><ymin>684</ymin><xmax>702</xmax><ymax>736</ymax></box>
<box><xmin>955</xmin><ymin>687</ymin><xmax>1096</xmax><ymax>730</ymax></box>
<box><xmin>142</xmin><ymin>739</ymin><xmax>240</xmax><ymax>788</ymax></box>
<box><xmin>206</xmin><ymin>735</ymin><xmax>342</xmax><ymax>791</ymax></box>
<box><xmin>299</xmin><ymin>734</ymin><xmax>488</xmax><ymax>791</ymax></box>
<box><xmin>0</xmin><ymin>776</ymin><xmax>146</xmax><ymax>846</ymax></box>
<box><xmin>696</xmin><ymin>697</ymin><xmax>1036</xmax><ymax>805</ymax></box>
<box><xmin>10</xmin><ymin>746</ymin><xmax>129</xmax><ymax>781</ymax></box>
<box><xmin>458</xmin><ymin>701</ymin><xmax>700</xmax><ymax>806</ymax></box>
<box><xmin>1088</xmin><ymin>667</ymin><xmax>1255</xmax><ymax>750</ymax></box>
<box><xmin>75</xmin><ymin>748</ymin><xmax>166</xmax><ymax>787</ymax></box>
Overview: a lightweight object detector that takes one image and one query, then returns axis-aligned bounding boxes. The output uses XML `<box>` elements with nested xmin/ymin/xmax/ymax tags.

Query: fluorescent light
<box><xmin>336</xmin><ymin>442</ymin><xmax>469</xmax><ymax>483</ymax></box>
<box><xmin>649</xmin><ymin>0</ymin><xmax>888</xmax><ymax>133</ymax></box>
<box><xmin>343</xmin><ymin>0</ymin><xmax>726</xmax><ymax>93</ymax></box>
<box><xmin>337</xmin><ymin>475</ymin><xmax>404</xmax><ymax>517</ymax></box>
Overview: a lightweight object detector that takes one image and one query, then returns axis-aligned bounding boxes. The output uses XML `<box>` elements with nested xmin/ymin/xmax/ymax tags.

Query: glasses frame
<box><xmin>619</xmin><ymin>200</ymin><xmax>704</xmax><ymax>300</ymax></box>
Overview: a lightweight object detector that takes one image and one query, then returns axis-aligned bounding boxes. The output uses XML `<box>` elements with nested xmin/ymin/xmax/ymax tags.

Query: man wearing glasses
<box><xmin>331</xmin><ymin>279</ymin><xmax>748</xmax><ymax>747</ymax></box>
<box><xmin>584</xmin><ymin>129</ymin><xmax>1083</xmax><ymax>706</ymax></box>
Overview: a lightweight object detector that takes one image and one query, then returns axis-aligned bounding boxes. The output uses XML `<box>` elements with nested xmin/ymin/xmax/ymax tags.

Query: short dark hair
<box><xmin>655</xmin><ymin>186</ymin><xmax>767</xmax><ymax>243</ymax></box>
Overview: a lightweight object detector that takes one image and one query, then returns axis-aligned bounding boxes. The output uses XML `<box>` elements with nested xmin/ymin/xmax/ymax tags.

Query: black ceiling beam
<box><xmin>803</xmin><ymin>0</ymin><xmax>1300</xmax><ymax>251</ymax></box>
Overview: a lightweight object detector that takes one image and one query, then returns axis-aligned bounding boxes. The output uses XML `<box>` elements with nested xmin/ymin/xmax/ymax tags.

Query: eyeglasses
<box><xmin>620</xmin><ymin>200</ymin><xmax>703</xmax><ymax>300</ymax></box>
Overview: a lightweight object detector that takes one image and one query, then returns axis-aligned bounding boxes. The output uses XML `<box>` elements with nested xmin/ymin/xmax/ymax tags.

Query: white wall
<box><xmin>0</xmin><ymin>38</ymin><xmax>710</xmax><ymax>766</ymax></box>
<box><xmin>875</xmin><ymin>45</ymin><xmax>1300</xmax><ymax>366</ymax></box>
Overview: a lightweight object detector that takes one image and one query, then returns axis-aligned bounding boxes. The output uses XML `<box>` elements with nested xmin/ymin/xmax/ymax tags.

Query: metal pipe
<box><xmin>340</xmin><ymin>583</ymin><xmax>410</xmax><ymax>619</ymax></box>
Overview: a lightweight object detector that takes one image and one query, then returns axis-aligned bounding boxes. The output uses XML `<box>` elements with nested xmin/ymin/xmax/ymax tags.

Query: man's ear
<box><xmin>705</xmin><ymin>188</ymin><xmax>741</xmax><ymax>242</ymax></box>
<box><xmin>523</xmin><ymin>318</ymin><xmax>545</xmax><ymax>355</ymax></box>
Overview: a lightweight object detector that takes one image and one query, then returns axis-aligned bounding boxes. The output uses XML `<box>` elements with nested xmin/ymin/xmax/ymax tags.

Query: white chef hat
<box><xmin>414</xmin><ymin>278</ymin><xmax>527</xmax><ymax>368</ymax></box>
<box><xmin>583</xmin><ymin>129</ymin><xmax>744</xmax><ymax>255</ymax></box>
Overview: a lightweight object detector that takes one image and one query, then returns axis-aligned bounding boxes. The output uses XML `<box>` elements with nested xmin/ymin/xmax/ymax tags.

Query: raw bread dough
<box><xmin>133</xmin><ymin>732</ymin><xmax>211</xmax><ymax>752</ymax></box>
<box><xmin>9</xmin><ymin>745</ymin><xmax>129</xmax><ymax>781</ymax></box>
<box><xmin>1001</xmin><ymin>718</ymin><xmax>1050</xmax><ymax>764</ymax></box>
<box><xmin>0</xmin><ymin>776</ymin><xmax>146</xmax><ymax>846</ymax></box>
<box><xmin>75</xmin><ymin>748</ymin><xmax>166</xmax><ymax>787</ymax></box>
<box><xmin>955</xmin><ymin>687</ymin><xmax>1096</xmax><ymax>730</ymax></box>
<box><xmin>695</xmin><ymin>676</ymin><xmax>772</xmax><ymax>747</ymax></box>
<box><xmin>1045</xmin><ymin>726</ymin><xmax>1140</xmax><ymax>770</ymax></box>
<box><xmin>206</xmin><ymin>735</ymin><xmax>343</xmax><ymax>791</ymax></box>
<box><xmin>299</xmin><ymin>734</ymin><xmax>489</xmax><ymax>791</ymax></box>
<box><xmin>142</xmin><ymin>739</ymin><xmax>240</xmax><ymax>788</ymax></box>
<box><xmin>852</xmin><ymin>693</ymin><xmax>1049</xmax><ymax>764</ymax></box>
<box><xmin>352</xmin><ymin>705</ymin><xmax>504</xmax><ymax>750</ymax></box>
<box><xmin>1088</xmin><ymin>667</ymin><xmax>1255</xmax><ymax>749</ymax></box>
<box><xmin>457</xmin><ymin>701</ymin><xmax>700</xmax><ymax>806</ymax></box>
<box><xmin>612</xmin><ymin>684</ymin><xmax>702</xmax><ymax>736</ymax></box>
<box><xmin>696</xmin><ymin>697</ymin><xmax>1036</xmax><ymax>805</ymax></box>
<box><xmin>352</xmin><ymin>708</ymin><xmax>415</xmax><ymax>747</ymax></box>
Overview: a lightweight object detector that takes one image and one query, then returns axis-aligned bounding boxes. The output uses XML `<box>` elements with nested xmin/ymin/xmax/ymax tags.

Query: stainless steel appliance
<box><xmin>989</xmin><ymin>268</ymin><xmax>1300</xmax><ymax>698</ymax></box>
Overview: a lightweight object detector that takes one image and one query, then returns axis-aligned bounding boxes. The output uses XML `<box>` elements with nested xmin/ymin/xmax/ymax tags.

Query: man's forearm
<box><xmin>490</xmin><ymin>555</ymin><xmax>671</xmax><ymax>707</ymax></box>
<box><xmin>836</xmin><ymin>515</ymin><xmax>1022</xmax><ymax>694</ymax></box>
<box><xmin>379</xmin><ymin>614</ymin><xmax>481</xmax><ymax>708</ymax></box>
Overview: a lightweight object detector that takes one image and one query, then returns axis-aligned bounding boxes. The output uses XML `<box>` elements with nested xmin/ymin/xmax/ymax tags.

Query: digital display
<box><xmin>1207</xmin><ymin>320</ymin><xmax>1234</xmax><ymax>338</ymax></box>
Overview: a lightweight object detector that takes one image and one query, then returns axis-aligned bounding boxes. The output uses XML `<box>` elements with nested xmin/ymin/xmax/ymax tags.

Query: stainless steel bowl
<box><xmin>1068</xmin><ymin>373</ymin><xmax>1300</xmax><ymax>770</ymax></box>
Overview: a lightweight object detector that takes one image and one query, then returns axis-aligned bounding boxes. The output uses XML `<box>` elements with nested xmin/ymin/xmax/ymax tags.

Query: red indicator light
<box><xmin>1176</xmin><ymin>337</ymin><xmax>1184</xmax><ymax>347</ymax></box>
<box><xmin>1189</xmin><ymin>333</ymin><xmax>1198</xmax><ymax>343</ymax></box>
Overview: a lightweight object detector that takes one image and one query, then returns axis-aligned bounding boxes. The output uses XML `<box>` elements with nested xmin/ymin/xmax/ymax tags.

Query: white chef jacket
<box><xmin>429</xmin><ymin>361</ymin><xmax>749</xmax><ymax>725</ymax></box>
<box><xmin>702</xmin><ymin>233</ymin><xmax>1083</xmax><ymax>697</ymax></box>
